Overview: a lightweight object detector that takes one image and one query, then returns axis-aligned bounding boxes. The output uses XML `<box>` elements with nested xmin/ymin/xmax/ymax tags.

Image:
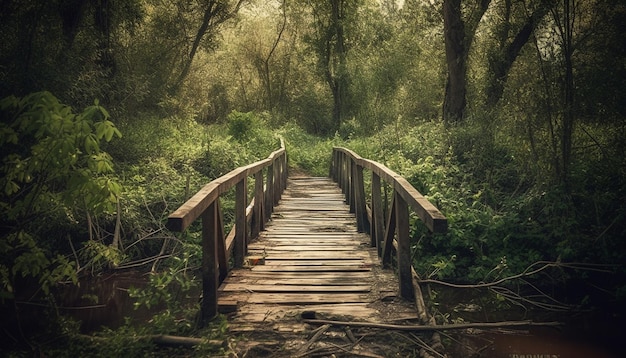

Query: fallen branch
<box><xmin>79</xmin><ymin>334</ymin><xmax>224</xmax><ymax>348</ymax></box>
<box><xmin>302</xmin><ymin>319</ymin><xmax>561</xmax><ymax>332</ymax></box>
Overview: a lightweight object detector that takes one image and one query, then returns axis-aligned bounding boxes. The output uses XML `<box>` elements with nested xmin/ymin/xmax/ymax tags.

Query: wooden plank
<box><xmin>219</xmin><ymin>284</ymin><xmax>371</xmax><ymax>293</ymax></box>
<box><xmin>258</xmin><ymin>234</ymin><xmax>360</xmax><ymax>238</ymax></box>
<box><xmin>226</xmin><ymin>271</ymin><xmax>372</xmax><ymax>279</ymax></box>
<box><xmin>250</xmin><ymin>265</ymin><xmax>372</xmax><ymax>272</ymax></box>
<box><xmin>262</xmin><ymin>260</ymin><xmax>375</xmax><ymax>266</ymax></box>
<box><xmin>248</xmin><ymin>245</ymin><xmax>365</xmax><ymax>251</ymax></box>
<box><xmin>226</xmin><ymin>303</ymin><xmax>381</xmax><ymax>322</ymax></box>
<box><xmin>219</xmin><ymin>293</ymin><xmax>371</xmax><ymax>304</ymax></box>
<box><xmin>225</xmin><ymin>276</ymin><xmax>372</xmax><ymax>285</ymax></box>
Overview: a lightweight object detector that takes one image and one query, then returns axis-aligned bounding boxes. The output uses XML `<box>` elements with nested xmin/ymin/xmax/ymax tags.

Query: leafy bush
<box><xmin>0</xmin><ymin>91</ymin><xmax>122</xmax><ymax>301</ymax></box>
<box><xmin>227</xmin><ymin>110</ymin><xmax>257</xmax><ymax>141</ymax></box>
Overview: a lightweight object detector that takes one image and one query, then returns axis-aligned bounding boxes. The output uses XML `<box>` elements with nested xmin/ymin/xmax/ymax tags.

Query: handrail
<box><xmin>330</xmin><ymin>147</ymin><xmax>447</xmax><ymax>302</ymax></box>
<box><xmin>167</xmin><ymin>138</ymin><xmax>287</xmax><ymax>325</ymax></box>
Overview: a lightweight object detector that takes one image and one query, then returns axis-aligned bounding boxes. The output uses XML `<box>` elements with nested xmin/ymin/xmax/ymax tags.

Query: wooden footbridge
<box><xmin>167</xmin><ymin>140</ymin><xmax>447</xmax><ymax>347</ymax></box>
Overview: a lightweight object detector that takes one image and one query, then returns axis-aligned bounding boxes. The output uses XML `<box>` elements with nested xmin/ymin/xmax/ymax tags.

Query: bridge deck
<box><xmin>218</xmin><ymin>177</ymin><xmax>416</xmax><ymax>333</ymax></box>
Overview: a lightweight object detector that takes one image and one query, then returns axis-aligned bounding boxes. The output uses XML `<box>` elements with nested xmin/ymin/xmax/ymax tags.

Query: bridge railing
<box><xmin>167</xmin><ymin>139</ymin><xmax>287</xmax><ymax>325</ymax></box>
<box><xmin>330</xmin><ymin>147</ymin><xmax>447</xmax><ymax>305</ymax></box>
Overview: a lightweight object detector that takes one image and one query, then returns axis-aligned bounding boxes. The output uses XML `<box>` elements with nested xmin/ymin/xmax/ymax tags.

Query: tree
<box><xmin>484</xmin><ymin>0</ymin><xmax>555</xmax><ymax>108</ymax></box>
<box><xmin>306</xmin><ymin>0</ymin><xmax>360</xmax><ymax>132</ymax></box>
<box><xmin>442</xmin><ymin>0</ymin><xmax>490</xmax><ymax>123</ymax></box>
<box><xmin>170</xmin><ymin>0</ymin><xmax>247</xmax><ymax>93</ymax></box>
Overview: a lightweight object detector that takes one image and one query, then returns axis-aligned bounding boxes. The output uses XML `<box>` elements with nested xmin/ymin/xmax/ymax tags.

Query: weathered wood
<box><xmin>395</xmin><ymin>190</ymin><xmax>413</xmax><ymax>300</ymax></box>
<box><xmin>371</xmin><ymin>172</ymin><xmax>384</xmax><ymax>253</ymax></box>
<box><xmin>215</xmin><ymin>199</ymin><xmax>228</xmax><ymax>283</ymax></box>
<box><xmin>200</xmin><ymin>202</ymin><xmax>219</xmax><ymax>324</ymax></box>
<box><xmin>265</xmin><ymin>163</ymin><xmax>274</xmax><ymax>217</ymax></box>
<box><xmin>167</xmin><ymin>140</ymin><xmax>286</xmax><ymax>325</ymax></box>
<box><xmin>215</xmin><ymin>177</ymin><xmax>416</xmax><ymax>329</ymax></box>
<box><xmin>250</xmin><ymin>265</ymin><xmax>372</xmax><ymax>272</ymax></box>
<box><xmin>234</xmin><ymin>177</ymin><xmax>247</xmax><ymax>267</ymax></box>
<box><xmin>331</xmin><ymin>147</ymin><xmax>447</xmax><ymax>234</ymax></box>
<box><xmin>353</xmin><ymin>163</ymin><xmax>369</xmax><ymax>233</ymax></box>
<box><xmin>381</xmin><ymin>195</ymin><xmax>396</xmax><ymax>267</ymax></box>
<box><xmin>252</xmin><ymin>169</ymin><xmax>264</xmax><ymax>239</ymax></box>
<box><xmin>220</xmin><ymin>293</ymin><xmax>371</xmax><ymax>304</ymax></box>
<box><xmin>219</xmin><ymin>284</ymin><xmax>371</xmax><ymax>293</ymax></box>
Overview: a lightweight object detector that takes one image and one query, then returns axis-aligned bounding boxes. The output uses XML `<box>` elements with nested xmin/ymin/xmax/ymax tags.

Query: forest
<box><xmin>0</xmin><ymin>0</ymin><xmax>624</xmax><ymax>356</ymax></box>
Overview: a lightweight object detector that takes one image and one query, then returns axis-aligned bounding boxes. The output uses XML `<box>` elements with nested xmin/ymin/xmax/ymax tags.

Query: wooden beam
<box><xmin>200</xmin><ymin>201</ymin><xmax>219</xmax><ymax>325</ymax></box>
<box><xmin>234</xmin><ymin>176</ymin><xmax>247</xmax><ymax>268</ymax></box>
<box><xmin>371</xmin><ymin>172</ymin><xmax>384</xmax><ymax>254</ymax></box>
<box><xmin>381</xmin><ymin>195</ymin><xmax>396</xmax><ymax>267</ymax></box>
<box><xmin>395</xmin><ymin>190</ymin><xmax>414</xmax><ymax>300</ymax></box>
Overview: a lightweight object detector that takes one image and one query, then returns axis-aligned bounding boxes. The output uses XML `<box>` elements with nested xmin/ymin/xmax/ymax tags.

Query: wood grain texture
<box><xmin>218</xmin><ymin>177</ymin><xmax>416</xmax><ymax>331</ymax></box>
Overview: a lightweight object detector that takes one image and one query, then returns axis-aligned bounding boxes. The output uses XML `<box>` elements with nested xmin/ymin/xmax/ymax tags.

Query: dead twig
<box><xmin>302</xmin><ymin>318</ymin><xmax>561</xmax><ymax>332</ymax></box>
<box><xmin>295</xmin><ymin>324</ymin><xmax>330</xmax><ymax>357</ymax></box>
<box><xmin>418</xmin><ymin>261</ymin><xmax>615</xmax><ymax>289</ymax></box>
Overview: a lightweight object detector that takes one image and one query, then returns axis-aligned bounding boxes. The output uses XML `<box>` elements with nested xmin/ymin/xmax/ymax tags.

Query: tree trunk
<box><xmin>561</xmin><ymin>0</ymin><xmax>574</xmax><ymax>189</ymax></box>
<box><xmin>329</xmin><ymin>0</ymin><xmax>348</xmax><ymax>132</ymax></box>
<box><xmin>443</xmin><ymin>0</ymin><xmax>467</xmax><ymax>123</ymax></box>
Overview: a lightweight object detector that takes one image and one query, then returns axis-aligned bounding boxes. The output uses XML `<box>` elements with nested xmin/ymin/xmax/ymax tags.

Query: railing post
<box><xmin>200</xmin><ymin>201</ymin><xmax>219</xmax><ymax>325</ymax></box>
<box><xmin>266</xmin><ymin>164</ymin><xmax>274</xmax><ymax>216</ymax></box>
<box><xmin>342</xmin><ymin>153</ymin><xmax>349</xmax><ymax>196</ymax></box>
<box><xmin>252</xmin><ymin>170</ymin><xmax>264</xmax><ymax>238</ymax></box>
<box><xmin>353</xmin><ymin>163</ymin><xmax>368</xmax><ymax>233</ymax></box>
<box><xmin>215</xmin><ymin>199</ymin><xmax>228</xmax><ymax>283</ymax></box>
<box><xmin>395</xmin><ymin>190</ymin><xmax>414</xmax><ymax>300</ymax></box>
<box><xmin>349</xmin><ymin>159</ymin><xmax>356</xmax><ymax>213</ymax></box>
<box><xmin>371</xmin><ymin>172</ymin><xmax>384</xmax><ymax>253</ymax></box>
<box><xmin>234</xmin><ymin>177</ymin><xmax>247</xmax><ymax>267</ymax></box>
<box><xmin>281</xmin><ymin>152</ymin><xmax>288</xmax><ymax>192</ymax></box>
<box><xmin>330</xmin><ymin>149</ymin><xmax>337</xmax><ymax>180</ymax></box>
<box><xmin>336</xmin><ymin>151</ymin><xmax>346</xmax><ymax>194</ymax></box>
<box><xmin>382</xmin><ymin>194</ymin><xmax>396</xmax><ymax>267</ymax></box>
<box><xmin>273</xmin><ymin>158</ymin><xmax>280</xmax><ymax>206</ymax></box>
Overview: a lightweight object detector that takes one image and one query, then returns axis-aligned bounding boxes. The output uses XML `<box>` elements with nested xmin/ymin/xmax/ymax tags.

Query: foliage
<box><xmin>0</xmin><ymin>91</ymin><xmax>122</xmax><ymax>301</ymax></box>
<box><xmin>278</xmin><ymin>123</ymin><xmax>338</xmax><ymax>176</ymax></box>
<box><xmin>346</xmin><ymin>117</ymin><xmax>625</xmax><ymax>307</ymax></box>
<box><xmin>227</xmin><ymin>110</ymin><xmax>258</xmax><ymax>141</ymax></box>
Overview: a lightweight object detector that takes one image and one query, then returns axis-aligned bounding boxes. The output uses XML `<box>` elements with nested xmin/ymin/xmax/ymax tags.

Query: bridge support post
<box><xmin>234</xmin><ymin>177</ymin><xmax>247</xmax><ymax>267</ymax></box>
<box><xmin>371</xmin><ymin>173</ymin><xmax>385</xmax><ymax>253</ymax></box>
<box><xmin>353</xmin><ymin>164</ymin><xmax>368</xmax><ymax>233</ymax></box>
<box><xmin>395</xmin><ymin>191</ymin><xmax>414</xmax><ymax>300</ymax></box>
<box><xmin>252</xmin><ymin>170</ymin><xmax>264</xmax><ymax>238</ymax></box>
<box><xmin>266</xmin><ymin>164</ymin><xmax>274</xmax><ymax>216</ymax></box>
<box><xmin>200</xmin><ymin>201</ymin><xmax>219</xmax><ymax>325</ymax></box>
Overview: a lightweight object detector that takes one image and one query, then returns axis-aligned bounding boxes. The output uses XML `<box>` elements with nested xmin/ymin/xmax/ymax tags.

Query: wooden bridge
<box><xmin>167</xmin><ymin>140</ymin><xmax>447</xmax><ymax>350</ymax></box>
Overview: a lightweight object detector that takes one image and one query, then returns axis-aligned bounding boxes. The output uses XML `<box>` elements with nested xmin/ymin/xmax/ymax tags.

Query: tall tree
<box><xmin>442</xmin><ymin>0</ymin><xmax>490</xmax><ymax>122</ymax></box>
<box><xmin>307</xmin><ymin>0</ymin><xmax>359</xmax><ymax>132</ymax></box>
<box><xmin>551</xmin><ymin>0</ymin><xmax>575</xmax><ymax>187</ymax></box>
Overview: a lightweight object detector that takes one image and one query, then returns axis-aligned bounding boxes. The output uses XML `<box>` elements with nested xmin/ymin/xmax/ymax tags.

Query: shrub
<box><xmin>0</xmin><ymin>91</ymin><xmax>121</xmax><ymax>300</ymax></box>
